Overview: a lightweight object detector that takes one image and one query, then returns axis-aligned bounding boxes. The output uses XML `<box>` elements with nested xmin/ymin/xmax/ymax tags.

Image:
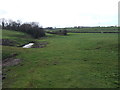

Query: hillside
<box><xmin>2</xmin><ymin>30</ymin><xmax>35</xmax><ymax>46</ymax></box>
<box><xmin>2</xmin><ymin>30</ymin><xmax>37</xmax><ymax>60</ymax></box>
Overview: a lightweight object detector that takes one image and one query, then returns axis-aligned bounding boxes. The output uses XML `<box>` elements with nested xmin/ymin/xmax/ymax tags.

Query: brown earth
<box><xmin>0</xmin><ymin>39</ymin><xmax>19</xmax><ymax>46</ymax></box>
<box><xmin>31</xmin><ymin>41</ymin><xmax>48</xmax><ymax>48</ymax></box>
<box><xmin>2</xmin><ymin>58</ymin><xmax>22</xmax><ymax>67</ymax></box>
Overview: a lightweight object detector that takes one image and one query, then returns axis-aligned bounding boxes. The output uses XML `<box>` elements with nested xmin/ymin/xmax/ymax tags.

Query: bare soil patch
<box><xmin>0</xmin><ymin>39</ymin><xmax>19</xmax><ymax>46</ymax></box>
<box><xmin>2</xmin><ymin>58</ymin><xmax>22</xmax><ymax>67</ymax></box>
<box><xmin>31</xmin><ymin>41</ymin><xmax>48</xmax><ymax>48</ymax></box>
<box><xmin>2</xmin><ymin>53</ymin><xmax>21</xmax><ymax>67</ymax></box>
<box><xmin>2</xmin><ymin>53</ymin><xmax>22</xmax><ymax>80</ymax></box>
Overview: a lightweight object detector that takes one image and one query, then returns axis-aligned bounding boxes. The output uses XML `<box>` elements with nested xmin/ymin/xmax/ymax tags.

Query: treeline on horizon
<box><xmin>1</xmin><ymin>18</ymin><xmax>45</xmax><ymax>38</ymax></box>
<box><xmin>0</xmin><ymin>18</ymin><xmax>119</xmax><ymax>37</ymax></box>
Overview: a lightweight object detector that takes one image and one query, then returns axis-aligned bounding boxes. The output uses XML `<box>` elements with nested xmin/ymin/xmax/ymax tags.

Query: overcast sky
<box><xmin>0</xmin><ymin>0</ymin><xmax>119</xmax><ymax>28</ymax></box>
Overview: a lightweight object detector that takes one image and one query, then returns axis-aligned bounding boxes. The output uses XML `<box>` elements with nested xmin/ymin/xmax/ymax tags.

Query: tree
<box><xmin>1</xmin><ymin>18</ymin><xmax>46</xmax><ymax>38</ymax></box>
<box><xmin>19</xmin><ymin>22</ymin><xmax>45</xmax><ymax>38</ymax></box>
<box><xmin>1</xmin><ymin>18</ymin><xmax>5</xmax><ymax>29</ymax></box>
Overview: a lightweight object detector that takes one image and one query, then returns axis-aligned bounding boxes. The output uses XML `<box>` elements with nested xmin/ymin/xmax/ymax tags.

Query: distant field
<box><xmin>2</xmin><ymin>29</ymin><xmax>119</xmax><ymax>88</ymax></box>
<box><xmin>46</xmin><ymin>27</ymin><xmax>118</xmax><ymax>33</ymax></box>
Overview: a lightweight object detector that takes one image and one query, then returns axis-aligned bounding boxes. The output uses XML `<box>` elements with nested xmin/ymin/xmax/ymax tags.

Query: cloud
<box><xmin>0</xmin><ymin>0</ymin><xmax>119</xmax><ymax>27</ymax></box>
<box><xmin>0</xmin><ymin>10</ymin><xmax>7</xmax><ymax>15</ymax></box>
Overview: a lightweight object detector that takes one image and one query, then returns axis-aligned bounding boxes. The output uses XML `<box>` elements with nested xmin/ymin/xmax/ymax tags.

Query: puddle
<box><xmin>22</xmin><ymin>43</ymin><xmax>34</xmax><ymax>48</ymax></box>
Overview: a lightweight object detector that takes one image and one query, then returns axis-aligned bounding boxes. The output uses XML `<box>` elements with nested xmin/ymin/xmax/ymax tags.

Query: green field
<box><xmin>47</xmin><ymin>27</ymin><xmax>118</xmax><ymax>33</ymax></box>
<box><xmin>2</xmin><ymin>29</ymin><xmax>119</xmax><ymax>88</ymax></box>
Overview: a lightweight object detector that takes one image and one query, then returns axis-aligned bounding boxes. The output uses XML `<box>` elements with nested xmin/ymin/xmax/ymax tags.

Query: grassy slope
<box><xmin>2</xmin><ymin>30</ymin><xmax>118</xmax><ymax>88</ymax></box>
<box><xmin>2</xmin><ymin>30</ymin><xmax>35</xmax><ymax>45</ymax></box>
<box><xmin>2</xmin><ymin>30</ymin><xmax>37</xmax><ymax>59</ymax></box>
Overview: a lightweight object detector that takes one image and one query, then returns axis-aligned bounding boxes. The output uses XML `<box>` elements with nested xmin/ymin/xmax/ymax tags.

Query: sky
<box><xmin>0</xmin><ymin>0</ymin><xmax>119</xmax><ymax>28</ymax></box>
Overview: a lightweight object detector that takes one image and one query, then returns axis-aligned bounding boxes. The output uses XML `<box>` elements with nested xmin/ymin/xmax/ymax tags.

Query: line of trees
<box><xmin>1</xmin><ymin>18</ymin><xmax>45</xmax><ymax>38</ymax></box>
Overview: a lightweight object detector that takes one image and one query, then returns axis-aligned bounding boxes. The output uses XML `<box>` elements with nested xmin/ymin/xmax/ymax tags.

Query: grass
<box><xmin>2</xmin><ymin>29</ymin><xmax>37</xmax><ymax>59</ymax></box>
<box><xmin>2</xmin><ymin>30</ymin><xmax>119</xmax><ymax>88</ymax></box>
<box><xmin>2</xmin><ymin>30</ymin><xmax>36</xmax><ymax>46</ymax></box>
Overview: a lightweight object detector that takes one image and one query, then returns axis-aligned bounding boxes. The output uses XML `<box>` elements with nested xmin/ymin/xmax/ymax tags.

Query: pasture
<box><xmin>2</xmin><ymin>29</ymin><xmax>119</xmax><ymax>88</ymax></box>
<box><xmin>46</xmin><ymin>27</ymin><xmax>118</xmax><ymax>33</ymax></box>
